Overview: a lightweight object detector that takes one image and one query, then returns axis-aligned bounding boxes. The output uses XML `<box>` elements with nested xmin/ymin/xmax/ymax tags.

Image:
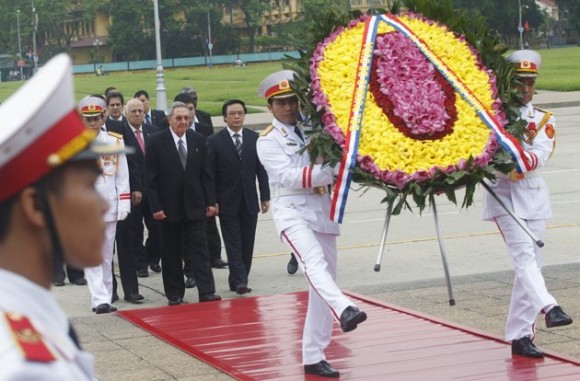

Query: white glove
<box><xmin>117</xmin><ymin>211</ymin><xmax>129</xmax><ymax>221</ymax></box>
<box><xmin>331</xmin><ymin>162</ymin><xmax>341</xmax><ymax>177</ymax></box>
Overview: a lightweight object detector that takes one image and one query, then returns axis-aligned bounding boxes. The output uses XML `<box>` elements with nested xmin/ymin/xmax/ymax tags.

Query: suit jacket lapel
<box><xmin>163</xmin><ymin>129</ymin><xmax>183</xmax><ymax>169</ymax></box>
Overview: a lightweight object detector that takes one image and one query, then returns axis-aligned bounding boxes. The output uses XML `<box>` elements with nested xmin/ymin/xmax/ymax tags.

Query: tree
<box><xmin>227</xmin><ymin>0</ymin><xmax>269</xmax><ymax>53</ymax></box>
<box><xmin>450</xmin><ymin>0</ymin><xmax>545</xmax><ymax>47</ymax></box>
<box><xmin>556</xmin><ymin>0</ymin><xmax>580</xmax><ymax>37</ymax></box>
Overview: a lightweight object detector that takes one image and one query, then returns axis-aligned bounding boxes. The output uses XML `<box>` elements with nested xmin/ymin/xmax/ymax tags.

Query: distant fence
<box><xmin>73</xmin><ymin>51</ymin><xmax>300</xmax><ymax>74</ymax></box>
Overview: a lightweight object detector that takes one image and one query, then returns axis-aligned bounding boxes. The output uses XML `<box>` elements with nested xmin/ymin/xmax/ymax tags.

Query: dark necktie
<box><xmin>294</xmin><ymin>126</ymin><xmax>304</xmax><ymax>142</ymax></box>
<box><xmin>135</xmin><ymin>129</ymin><xmax>145</xmax><ymax>154</ymax></box>
<box><xmin>177</xmin><ymin>139</ymin><xmax>187</xmax><ymax>169</ymax></box>
<box><xmin>233</xmin><ymin>133</ymin><xmax>243</xmax><ymax>159</ymax></box>
<box><xmin>145</xmin><ymin>114</ymin><xmax>152</xmax><ymax>125</ymax></box>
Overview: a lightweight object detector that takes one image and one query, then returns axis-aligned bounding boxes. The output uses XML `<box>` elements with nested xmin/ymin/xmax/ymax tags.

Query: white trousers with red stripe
<box><xmin>85</xmin><ymin>221</ymin><xmax>116</xmax><ymax>308</ymax></box>
<box><xmin>282</xmin><ymin>224</ymin><xmax>354</xmax><ymax>365</ymax></box>
<box><xmin>495</xmin><ymin>215</ymin><xmax>557</xmax><ymax>341</ymax></box>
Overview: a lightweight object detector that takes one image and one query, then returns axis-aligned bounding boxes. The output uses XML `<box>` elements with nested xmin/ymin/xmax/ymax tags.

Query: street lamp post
<box><xmin>32</xmin><ymin>1</ymin><xmax>38</xmax><ymax>74</ymax></box>
<box><xmin>92</xmin><ymin>39</ymin><xmax>103</xmax><ymax>73</ymax></box>
<box><xmin>207</xmin><ymin>1</ymin><xmax>213</xmax><ymax>68</ymax></box>
<box><xmin>16</xmin><ymin>9</ymin><xmax>23</xmax><ymax>79</ymax></box>
<box><xmin>518</xmin><ymin>0</ymin><xmax>524</xmax><ymax>49</ymax></box>
<box><xmin>153</xmin><ymin>0</ymin><xmax>167</xmax><ymax>113</ymax></box>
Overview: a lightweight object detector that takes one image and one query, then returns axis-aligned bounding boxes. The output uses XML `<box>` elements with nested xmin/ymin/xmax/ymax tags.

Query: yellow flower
<box><xmin>317</xmin><ymin>15</ymin><xmax>495</xmax><ymax>176</ymax></box>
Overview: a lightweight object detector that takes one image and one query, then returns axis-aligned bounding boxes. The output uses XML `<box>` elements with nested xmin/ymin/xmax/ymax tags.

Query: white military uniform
<box><xmin>482</xmin><ymin>103</ymin><xmax>557</xmax><ymax>341</ymax></box>
<box><xmin>257</xmin><ymin>117</ymin><xmax>358</xmax><ymax>365</ymax></box>
<box><xmin>85</xmin><ymin>128</ymin><xmax>130</xmax><ymax>309</ymax></box>
<box><xmin>0</xmin><ymin>269</ymin><xmax>96</xmax><ymax>380</ymax></box>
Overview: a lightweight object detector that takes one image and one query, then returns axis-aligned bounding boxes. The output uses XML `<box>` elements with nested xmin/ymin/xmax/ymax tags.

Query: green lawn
<box><xmin>1</xmin><ymin>46</ymin><xmax>579</xmax><ymax>115</ymax></box>
<box><xmin>534</xmin><ymin>46</ymin><xmax>580</xmax><ymax>91</ymax></box>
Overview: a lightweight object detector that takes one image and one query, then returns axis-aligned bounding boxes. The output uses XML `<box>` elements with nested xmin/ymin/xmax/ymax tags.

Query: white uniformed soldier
<box><xmin>482</xmin><ymin>50</ymin><xmax>572</xmax><ymax>358</ymax></box>
<box><xmin>78</xmin><ymin>96</ymin><xmax>131</xmax><ymax>314</ymax></box>
<box><xmin>256</xmin><ymin>70</ymin><xmax>367</xmax><ymax>378</ymax></box>
<box><xmin>0</xmin><ymin>54</ymin><xmax>129</xmax><ymax>379</ymax></box>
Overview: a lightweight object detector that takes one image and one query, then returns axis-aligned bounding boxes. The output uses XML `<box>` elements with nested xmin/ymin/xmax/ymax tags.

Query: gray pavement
<box><xmin>56</xmin><ymin>95</ymin><xmax>580</xmax><ymax>380</ymax></box>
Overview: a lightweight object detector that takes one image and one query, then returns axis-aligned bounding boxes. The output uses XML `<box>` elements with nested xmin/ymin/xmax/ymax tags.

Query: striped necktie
<box><xmin>233</xmin><ymin>133</ymin><xmax>243</xmax><ymax>159</ymax></box>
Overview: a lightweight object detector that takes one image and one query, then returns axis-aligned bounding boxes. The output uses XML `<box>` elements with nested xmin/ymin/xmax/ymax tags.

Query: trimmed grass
<box><xmin>1</xmin><ymin>46</ymin><xmax>579</xmax><ymax>114</ymax></box>
<box><xmin>534</xmin><ymin>46</ymin><xmax>580</xmax><ymax>91</ymax></box>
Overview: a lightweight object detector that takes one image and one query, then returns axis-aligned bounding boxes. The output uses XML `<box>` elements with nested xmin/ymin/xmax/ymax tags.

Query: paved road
<box><xmin>55</xmin><ymin>102</ymin><xmax>580</xmax><ymax>380</ymax></box>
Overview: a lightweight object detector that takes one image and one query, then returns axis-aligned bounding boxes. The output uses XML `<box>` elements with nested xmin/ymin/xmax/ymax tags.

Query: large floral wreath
<box><xmin>285</xmin><ymin>0</ymin><xmax>524</xmax><ymax>217</ymax></box>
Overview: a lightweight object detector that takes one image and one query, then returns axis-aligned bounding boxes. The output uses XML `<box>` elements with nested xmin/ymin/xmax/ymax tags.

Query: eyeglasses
<box><xmin>129</xmin><ymin>109</ymin><xmax>144</xmax><ymax>114</ymax></box>
<box><xmin>174</xmin><ymin>116</ymin><xmax>190</xmax><ymax>122</ymax></box>
<box><xmin>227</xmin><ymin>111</ymin><xmax>245</xmax><ymax>117</ymax></box>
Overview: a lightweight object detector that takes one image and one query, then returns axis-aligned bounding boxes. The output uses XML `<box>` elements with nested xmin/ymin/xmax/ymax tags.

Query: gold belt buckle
<box><xmin>314</xmin><ymin>186</ymin><xmax>326</xmax><ymax>195</ymax></box>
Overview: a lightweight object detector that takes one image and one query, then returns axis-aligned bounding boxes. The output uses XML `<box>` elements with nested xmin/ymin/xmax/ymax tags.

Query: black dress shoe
<box><xmin>53</xmin><ymin>280</ymin><xmax>65</xmax><ymax>287</ymax></box>
<box><xmin>199</xmin><ymin>293</ymin><xmax>222</xmax><ymax>302</ymax></box>
<box><xmin>168</xmin><ymin>296</ymin><xmax>183</xmax><ymax>306</ymax></box>
<box><xmin>340</xmin><ymin>306</ymin><xmax>367</xmax><ymax>332</ymax></box>
<box><xmin>137</xmin><ymin>269</ymin><xmax>149</xmax><ymax>278</ymax></box>
<box><xmin>304</xmin><ymin>360</ymin><xmax>340</xmax><ymax>378</ymax></box>
<box><xmin>512</xmin><ymin>336</ymin><xmax>544</xmax><ymax>358</ymax></box>
<box><xmin>185</xmin><ymin>277</ymin><xmax>196</xmax><ymax>289</ymax></box>
<box><xmin>124</xmin><ymin>293</ymin><xmax>145</xmax><ymax>303</ymax></box>
<box><xmin>211</xmin><ymin>258</ymin><xmax>229</xmax><ymax>268</ymax></box>
<box><xmin>287</xmin><ymin>253</ymin><xmax>298</xmax><ymax>275</ymax></box>
<box><xmin>71</xmin><ymin>278</ymin><xmax>87</xmax><ymax>286</ymax></box>
<box><xmin>236</xmin><ymin>285</ymin><xmax>252</xmax><ymax>295</ymax></box>
<box><xmin>94</xmin><ymin>303</ymin><xmax>118</xmax><ymax>314</ymax></box>
<box><xmin>545</xmin><ymin>306</ymin><xmax>573</xmax><ymax>328</ymax></box>
<box><xmin>149</xmin><ymin>264</ymin><xmax>162</xmax><ymax>273</ymax></box>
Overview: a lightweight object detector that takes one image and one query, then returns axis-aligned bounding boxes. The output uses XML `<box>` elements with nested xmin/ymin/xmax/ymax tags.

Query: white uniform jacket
<box><xmin>0</xmin><ymin>269</ymin><xmax>96</xmax><ymax>380</ymax></box>
<box><xmin>95</xmin><ymin>129</ymin><xmax>131</xmax><ymax>222</ymax></box>
<box><xmin>256</xmin><ymin>118</ymin><xmax>339</xmax><ymax>238</ymax></box>
<box><xmin>483</xmin><ymin>104</ymin><xmax>555</xmax><ymax>221</ymax></box>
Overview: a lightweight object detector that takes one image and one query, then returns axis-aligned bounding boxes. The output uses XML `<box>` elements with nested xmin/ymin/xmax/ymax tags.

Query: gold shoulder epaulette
<box><xmin>107</xmin><ymin>131</ymin><xmax>123</xmax><ymax>140</ymax></box>
<box><xmin>3</xmin><ymin>312</ymin><xmax>56</xmax><ymax>363</ymax></box>
<box><xmin>260</xmin><ymin>125</ymin><xmax>274</xmax><ymax>137</ymax></box>
<box><xmin>534</xmin><ymin>106</ymin><xmax>550</xmax><ymax>114</ymax></box>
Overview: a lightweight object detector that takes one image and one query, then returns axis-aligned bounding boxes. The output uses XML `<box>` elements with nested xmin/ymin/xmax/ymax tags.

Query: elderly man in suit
<box><xmin>173</xmin><ymin>93</ymin><xmax>228</xmax><ymax>283</ymax></box>
<box><xmin>119</xmin><ymin>98</ymin><xmax>162</xmax><ymax>280</ymax></box>
<box><xmin>145</xmin><ymin>101</ymin><xmax>221</xmax><ymax>305</ymax></box>
<box><xmin>208</xmin><ymin>99</ymin><xmax>270</xmax><ymax>295</ymax></box>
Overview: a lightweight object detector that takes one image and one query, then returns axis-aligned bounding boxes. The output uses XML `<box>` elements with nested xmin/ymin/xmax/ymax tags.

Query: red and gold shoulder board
<box><xmin>3</xmin><ymin>312</ymin><xmax>56</xmax><ymax>363</ymax></box>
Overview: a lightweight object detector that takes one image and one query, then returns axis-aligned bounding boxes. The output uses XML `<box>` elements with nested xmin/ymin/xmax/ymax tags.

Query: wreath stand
<box><xmin>373</xmin><ymin>194</ymin><xmax>456</xmax><ymax>306</ymax></box>
<box><xmin>372</xmin><ymin>183</ymin><xmax>545</xmax><ymax>307</ymax></box>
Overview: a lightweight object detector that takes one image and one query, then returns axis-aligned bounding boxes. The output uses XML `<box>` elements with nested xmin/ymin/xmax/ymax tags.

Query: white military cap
<box><xmin>258</xmin><ymin>70</ymin><xmax>298</xmax><ymax>100</ymax></box>
<box><xmin>507</xmin><ymin>50</ymin><xmax>541</xmax><ymax>78</ymax></box>
<box><xmin>0</xmin><ymin>54</ymin><xmax>126</xmax><ymax>202</ymax></box>
<box><xmin>78</xmin><ymin>96</ymin><xmax>107</xmax><ymax>116</ymax></box>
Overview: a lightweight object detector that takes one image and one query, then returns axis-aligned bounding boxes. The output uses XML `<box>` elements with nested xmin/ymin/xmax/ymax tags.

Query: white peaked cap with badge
<box><xmin>258</xmin><ymin>70</ymin><xmax>298</xmax><ymax>100</ymax></box>
<box><xmin>0</xmin><ymin>53</ymin><xmax>128</xmax><ymax>202</ymax></box>
<box><xmin>78</xmin><ymin>96</ymin><xmax>107</xmax><ymax>116</ymax></box>
<box><xmin>507</xmin><ymin>49</ymin><xmax>542</xmax><ymax>78</ymax></box>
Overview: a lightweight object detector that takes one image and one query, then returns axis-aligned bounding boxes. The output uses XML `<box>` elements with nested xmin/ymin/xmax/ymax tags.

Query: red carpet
<box><xmin>118</xmin><ymin>291</ymin><xmax>580</xmax><ymax>380</ymax></box>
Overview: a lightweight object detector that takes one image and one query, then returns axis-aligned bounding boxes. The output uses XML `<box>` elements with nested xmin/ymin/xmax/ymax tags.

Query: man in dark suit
<box><xmin>180</xmin><ymin>86</ymin><xmax>213</xmax><ymax>128</ymax></box>
<box><xmin>134</xmin><ymin>89</ymin><xmax>166</xmax><ymax>129</ymax></box>
<box><xmin>173</xmin><ymin>93</ymin><xmax>228</xmax><ymax>280</ymax></box>
<box><xmin>146</xmin><ymin>101</ymin><xmax>221</xmax><ymax>305</ymax></box>
<box><xmin>106</xmin><ymin>91</ymin><xmax>126</xmax><ymax>123</ymax></box>
<box><xmin>122</xmin><ymin>98</ymin><xmax>162</xmax><ymax>280</ymax></box>
<box><xmin>208</xmin><ymin>100</ymin><xmax>270</xmax><ymax>294</ymax></box>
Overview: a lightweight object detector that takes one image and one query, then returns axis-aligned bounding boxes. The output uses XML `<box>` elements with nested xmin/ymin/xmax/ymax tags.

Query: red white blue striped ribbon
<box><xmin>379</xmin><ymin>14</ymin><xmax>530</xmax><ymax>173</ymax></box>
<box><xmin>330</xmin><ymin>16</ymin><xmax>380</xmax><ymax>223</ymax></box>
